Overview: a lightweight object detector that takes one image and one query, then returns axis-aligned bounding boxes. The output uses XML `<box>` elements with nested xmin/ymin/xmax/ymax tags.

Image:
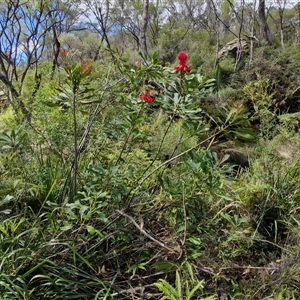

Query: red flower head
<box><xmin>174</xmin><ymin>51</ymin><xmax>190</xmax><ymax>72</ymax></box>
<box><xmin>138</xmin><ymin>88</ymin><xmax>153</xmax><ymax>103</ymax></box>
<box><xmin>177</xmin><ymin>51</ymin><xmax>188</xmax><ymax>63</ymax></box>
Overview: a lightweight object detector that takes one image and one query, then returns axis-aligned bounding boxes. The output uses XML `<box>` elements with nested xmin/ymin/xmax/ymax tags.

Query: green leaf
<box><xmin>220</xmin><ymin>154</ymin><xmax>230</xmax><ymax>164</ymax></box>
<box><xmin>86</xmin><ymin>225</ymin><xmax>104</xmax><ymax>238</ymax></box>
<box><xmin>152</xmin><ymin>261</ymin><xmax>177</xmax><ymax>272</ymax></box>
<box><xmin>225</xmin><ymin>108</ymin><xmax>237</xmax><ymax>124</ymax></box>
<box><xmin>21</xmin><ymin>260</ymin><xmax>49</xmax><ymax>279</ymax></box>
<box><xmin>173</xmin><ymin>93</ymin><xmax>180</xmax><ymax>106</ymax></box>
<box><xmin>154</xmin><ymin>279</ymin><xmax>179</xmax><ymax>300</ymax></box>
<box><xmin>152</xmin><ymin>51</ymin><xmax>159</xmax><ymax>61</ymax></box>
<box><xmin>79</xmin><ymin>99</ymin><xmax>100</xmax><ymax>104</ymax></box>
<box><xmin>0</xmin><ymin>195</ymin><xmax>14</xmax><ymax>206</ymax></box>
<box><xmin>234</xmin><ymin>128</ymin><xmax>256</xmax><ymax>140</ymax></box>
<box><xmin>186</xmin><ymin>280</ymin><xmax>204</xmax><ymax>300</ymax></box>
<box><xmin>43</xmin><ymin>101</ymin><xmax>61</xmax><ymax>107</ymax></box>
<box><xmin>187</xmin><ymin>236</ymin><xmax>202</xmax><ymax>246</ymax></box>
<box><xmin>175</xmin><ymin>271</ymin><xmax>182</xmax><ymax>299</ymax></box>
<box><xmin>60</xmin><ymin>224</ymin><xmax>73</xmax><ymax>231</ymax></box>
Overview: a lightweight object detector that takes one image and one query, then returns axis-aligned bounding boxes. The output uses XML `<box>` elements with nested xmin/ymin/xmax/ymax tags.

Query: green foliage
<box><xmin>0</xmin><ymin>128</ymin><xmax>27</xmax><ymax>151</ymax></box>
<box><xmin>0</xmin><ymin>107</ymin><xmax>17</xmax><ymax>128</ymax></box>
<box><xmin>154</xmin><ymin>262</ymin><xmax>215</xmax><ymax>300</ymax></box>
<box><xmin>0</xmin><ymin>0</ymin><xmax>300</xmax><ymax>297</ymax></box>
<box><xmin>2</xmin><ymin>37</ymin><xmax>300</xmax><ymax>299</ymax></box>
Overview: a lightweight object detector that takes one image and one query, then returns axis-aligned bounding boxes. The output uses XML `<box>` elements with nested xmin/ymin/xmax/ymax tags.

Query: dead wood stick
<box><xmin>116</xmin><ymin>209</ymin><xmax>176</xmax><ymax>254</ymax></box>
<box><xmin>219</xmin><ymin>265</ymin><xmax>276</xmax><ymax>272</ymax></box>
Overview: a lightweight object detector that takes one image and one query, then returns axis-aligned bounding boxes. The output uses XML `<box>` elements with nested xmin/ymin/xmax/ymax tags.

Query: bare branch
<box><xmin>116</xmin><ymin>209</ymin><xmax>177</xmax><ymax>254</ymax></box>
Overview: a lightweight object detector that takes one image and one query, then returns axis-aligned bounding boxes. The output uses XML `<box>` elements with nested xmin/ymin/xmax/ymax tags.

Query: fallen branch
<box><xmin>252</xmin><ymin>238</ymin><xmax>293</xmax><ymax>254</ymax></box>
<box><xmin>219</xmin><ymin>265</ymin><xmax>276</xmax><ymax>272</ymax></box>
<box><xmin>116</xmin><ymin>209</ymin><xmax>176</xmax><ymax>254</ymax></box>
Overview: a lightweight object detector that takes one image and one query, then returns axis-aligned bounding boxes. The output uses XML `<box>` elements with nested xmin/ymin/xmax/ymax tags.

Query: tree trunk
<box><xmin>277</xmin><ymin>4</ymin><xmax>285</xmax><ymax>47</ymax></box>
<box><xmin>140</xmin><ymin>0</ymin><xmax>149</xmax><ymax>54</ymax></box>
<box><xmin>258</xmin><ymin>0</ymin><xmax>273</xmax><ymax>45</ymax></box>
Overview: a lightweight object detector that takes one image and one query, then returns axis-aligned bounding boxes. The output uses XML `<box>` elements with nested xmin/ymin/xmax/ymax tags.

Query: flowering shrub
<box><xmin>174</xmin><ymin>51</ymin><xmax>190</xmax><ymax>72</ymax></box>
<box><xmin>138</xmin><ymin>88</ymin><xmax>153</xmax><ymax>103</ymax></box>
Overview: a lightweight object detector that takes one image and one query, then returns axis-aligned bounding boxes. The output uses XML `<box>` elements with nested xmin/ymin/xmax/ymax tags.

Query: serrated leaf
<box><xmin>225</xmin><ymin>108</ymin><xmax>237</xmax><ymax>124</ymax></box>
<box><xmin>186</xmin><ymin>280</ymin><xmax>205</xmax><ymax>300</ymax></box>
<box><xmin>175</xmin><ymin>271</ymin><xmax>182</xmax><ymax>298</ymax></box>
<box><xmin>154</xmin><ymin>279</ymin><xmax>178</xmax><ymax>300</ymax></box>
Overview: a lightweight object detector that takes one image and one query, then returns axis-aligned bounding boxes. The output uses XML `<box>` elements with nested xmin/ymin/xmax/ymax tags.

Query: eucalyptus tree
<box><xmin>258</xmin><ymin>0</ymin><xmax>273</xmax><ymax>44</ymax></box>
<box><xmin>274</xmin><ymin>0</ymin><xmax>287</xmax><ymax>46</ymax></box>
<box><xmin>0</xmin><ymin>0</ymin><xmax>80</xmax><ymax>121</ymax></box>
<box><xmin>111</xmin><ymin>0</ymin><xmax>149</xmax><ymax>51</ymax></box>
<box><xmin>291</xmin><ymin>2</ymin><xmax>300</xmax><ymax>42</ymax></box>
<box><xmin>81</xmin><ymin>0</ymin><xmax>166</xmax><ymax>57</ymax></box>
<box><xmin>79</xmin><ymin>0</ymin><xmax>114</xmax><ymax>54</ymax></box>
<box><xmin>81</xmin><ymin>0</ymin><xmax>146</xmax><ymax>57</ymax></box>
<box><xmin>154</xmin><ymin>0</ymin><xmax>204</xmax><ymax>61</ymax></box>
<box><xmin>140</xmin><ymin>0</ymin><xmax>150</xmax><ymax>54</ymax></box>
<box><xmin>0</xmin><ymin>0</ymin><xmax>47</xmax><ymax>121</ymax></box>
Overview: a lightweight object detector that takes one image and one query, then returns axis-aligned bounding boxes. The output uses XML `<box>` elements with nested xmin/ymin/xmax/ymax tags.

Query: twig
<box><xmin>219</xmin><ymin>265</ymin><xmax>276</xmax><ymax>272</ymax></box>
<box><xmin>131</xmin><ymin>271</ymin><xmax>165</xmax><ymax>281</ymax></box>
<box><xmin>252</xmin><ymin>238</ymin><xmax>293</xmax><ymax>254</ymax></box>
<box><xmin>192</xmin><ymin>263</ymin><xmax>215</xmax><ymax>276</ymax></box>
<box><xmin>116</xmin><ymin>209</ymin><xmax>176</xmax><ymax>254</ymax></box>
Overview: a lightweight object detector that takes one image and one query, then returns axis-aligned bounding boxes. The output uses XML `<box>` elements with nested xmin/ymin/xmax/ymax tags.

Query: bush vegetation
<box><xmin>1</xmin><ymin>4</ymin><xmax>300</xmax><ymax>299</ymax></box>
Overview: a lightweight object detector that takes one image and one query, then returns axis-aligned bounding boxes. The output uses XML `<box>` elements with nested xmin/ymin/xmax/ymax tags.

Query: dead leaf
<box><xmin>97</xmin><ymin>265</ymin><xmax>107</xmax><ymax>276</ymax></box>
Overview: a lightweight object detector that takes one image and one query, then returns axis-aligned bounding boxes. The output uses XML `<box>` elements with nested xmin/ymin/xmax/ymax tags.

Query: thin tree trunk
<box><xmin>258</xmin><ymin>0</ymin><xmax>273</xmax><ymax>45</ymax></box>
<box><xmin>279</xmin><ymin>8</ymin><xmax>285</xmax><ymax>47</ymax></box>
<box><xmin>49</xmin><ymin>10</ymin><xmax>61</xmax><ymax>79</ymax></box>
<box><xmin>140</xmin><ymin>0</ymin><xmax>149</xmax><ymax>54</ymax></box>
<box><xmin>249</xmin><ymin>0</ymin><xmax>257</xmax><ymax>62</ymax></box>
<box><xmin>234</xmin><ymin>0</ymin><xmax>244</xmax><ymax>72</ymax></box>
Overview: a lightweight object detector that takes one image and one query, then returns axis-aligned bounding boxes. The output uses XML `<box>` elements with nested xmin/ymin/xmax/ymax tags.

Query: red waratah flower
<box><xmin>174</xmin><ymin>51</ymin><xmax>190</xmax><ymax>72</ymax></box>
<box><xmin>177</xmin><ymin>51</ymin><xmax>188</xmax><ymax>63</ymax></box>
<box><xmin>138</xmin><ymin>88</ymin><xmax>153</xmax><ymax>103</ymax></box>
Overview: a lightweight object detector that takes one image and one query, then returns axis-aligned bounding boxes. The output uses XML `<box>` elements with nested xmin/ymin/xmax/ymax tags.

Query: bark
<box><xmin>50</xmin><ymin>16</ymin><xmax>61</xmax><ymax>79</ymax></box>
<box><xmin>140</xmin><ymin>0</ymin><xmax>149</xmax><ymax>54</ymax></box>
<box><xmin>97</xmin><ymin>3</ymin><xmax>112</xmax><ymax>51</ymax></box>
<box><xmin>258</xmin><ymin>0</ymin><xmax>273</xmax><ymax>45</ymax></box>
<box><xmin>276</xmin><ymin>0</ymin><xmax>286</xmax><ymax>47</ymax></box>
<box><xmin>249</xmin><ymin>0</ymin><xmax>257</xmax><ymax>62</ymax></box>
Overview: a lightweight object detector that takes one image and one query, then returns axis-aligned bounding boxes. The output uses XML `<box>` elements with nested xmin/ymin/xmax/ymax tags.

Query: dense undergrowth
<box><xmin>1</xmin><ymin>45</ymin><xmax>300</xmax><ymax>299</ymax></box>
